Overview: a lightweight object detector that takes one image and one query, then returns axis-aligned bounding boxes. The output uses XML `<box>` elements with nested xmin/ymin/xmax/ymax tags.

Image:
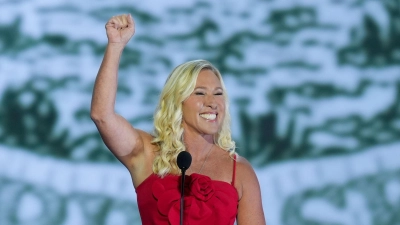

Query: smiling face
<box><xmin>181</xmin><ymin>69</ymin><xmax>226</xmax><ymax>138</ymax></box>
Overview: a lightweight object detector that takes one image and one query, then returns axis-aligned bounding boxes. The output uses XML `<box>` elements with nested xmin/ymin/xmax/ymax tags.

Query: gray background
<box><xmin>1</xmin><ymin>0</ymin><xmax>400</xmax><ymax>224</ymax></box>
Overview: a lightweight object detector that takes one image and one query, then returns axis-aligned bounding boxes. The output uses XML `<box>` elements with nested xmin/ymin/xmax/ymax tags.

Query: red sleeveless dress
<box><xmin>136</xmin><ymin>157</ymin><xmax>238</xmax><ymax>225</ymax></box>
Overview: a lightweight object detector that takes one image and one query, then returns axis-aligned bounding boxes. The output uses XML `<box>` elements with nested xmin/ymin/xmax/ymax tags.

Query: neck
<box><xmin>183</xmin><ymin>133</ymin><xmax>214</xmax><ymax>160</ymax></box>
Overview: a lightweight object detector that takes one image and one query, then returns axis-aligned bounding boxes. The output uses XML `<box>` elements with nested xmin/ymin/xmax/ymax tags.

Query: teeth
<box><xmin>200</xmin><ymin>113</ymin><xmax>216</xmax><ymax>120</ymax></box>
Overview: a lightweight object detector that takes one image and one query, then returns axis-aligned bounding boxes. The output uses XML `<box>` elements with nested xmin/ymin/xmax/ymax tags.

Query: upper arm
<box><xmin>92</xmin><ymin>112</ymin><xmax>147</xmax><ymax>167</ymax></box>
<box><xmin>236</xmin><ymin>156</ymin><xmax>266</xmax><ymax>225</ymax></box>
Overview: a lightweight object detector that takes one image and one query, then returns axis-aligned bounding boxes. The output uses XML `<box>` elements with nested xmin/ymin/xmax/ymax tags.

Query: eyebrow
<box><xmin>194</xmin><ymin>86</ymin><xmax>223</xmax><ymax>91</ymax></box>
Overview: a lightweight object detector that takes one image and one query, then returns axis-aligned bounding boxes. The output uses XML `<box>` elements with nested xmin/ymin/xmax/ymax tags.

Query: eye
<box><xmin>194</xmin><ymin>92</ymin><xmax>205</xmax><ymax>95</ymax></box>
<box><xmin>215</xmin><ymin>92</ymin><xmax>223</xmax><ymax>96</ymax></box>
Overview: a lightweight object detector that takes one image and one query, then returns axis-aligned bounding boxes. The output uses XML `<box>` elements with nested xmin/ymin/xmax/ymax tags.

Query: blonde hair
<box><xmin>152</xmin><ymin>59</ymin><xmax>235</xmax><ymax>176</ymax></box>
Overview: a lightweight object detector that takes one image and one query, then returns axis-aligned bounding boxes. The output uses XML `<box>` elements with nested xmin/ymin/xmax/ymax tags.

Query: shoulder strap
<box><xmin>231</xmin><ymin>154</ymin><xmax>237</xmax><ymax>186</ymax></box>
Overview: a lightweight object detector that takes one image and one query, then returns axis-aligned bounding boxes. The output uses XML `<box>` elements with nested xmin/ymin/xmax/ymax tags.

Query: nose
<box><xmin>205</xmin><ymin>95</ymin><xmax>217</xmax><ymax>109</ymax></box>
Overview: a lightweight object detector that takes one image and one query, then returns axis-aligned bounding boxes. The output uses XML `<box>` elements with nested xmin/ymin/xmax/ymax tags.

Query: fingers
<box><xmin>106</xmin><ymin>14</ymin><xmax>132</xmax><ymax>30</ymax></box>
<box><xmin>127</xmin><ymin>14</ymin><xmax>134</xmax><ymax>26</ymax></box>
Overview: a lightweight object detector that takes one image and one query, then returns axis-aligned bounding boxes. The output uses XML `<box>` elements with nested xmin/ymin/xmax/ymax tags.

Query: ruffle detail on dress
<box><xmin>152</xmin><ymin>173</ymin><xmax>238</xmax><ymax>225</ymax></box>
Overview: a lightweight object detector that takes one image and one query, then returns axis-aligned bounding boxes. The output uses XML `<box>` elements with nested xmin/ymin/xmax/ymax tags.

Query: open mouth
<box><xmin>199</xmin><ymin>113</ymin><xmax>217</xmax><ymax>120</ymax></box>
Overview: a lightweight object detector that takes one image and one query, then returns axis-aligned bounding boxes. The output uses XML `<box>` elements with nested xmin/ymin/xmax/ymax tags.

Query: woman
<box><xmin>91</xmin><ymin>14</ymin><xmax>266</xmax><ymax>225</ymax></box>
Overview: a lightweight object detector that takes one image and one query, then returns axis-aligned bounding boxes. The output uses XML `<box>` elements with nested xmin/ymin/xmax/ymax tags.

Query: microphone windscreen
<box><xmin>177</xmin><ymin>151</ymin><xmax>192</xmax><ymax>170</ymax></box>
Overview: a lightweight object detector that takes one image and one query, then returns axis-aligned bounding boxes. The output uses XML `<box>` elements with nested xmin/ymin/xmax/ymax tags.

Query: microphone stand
<box><xmin>180</xmin><ymin>168</ymin><xmax>186</xmax><ymax>225</ymax></box>
<box><xmin>177</xmin><ymin>151</ymin><xmax>191</xmax><ymax>225</ymax></box>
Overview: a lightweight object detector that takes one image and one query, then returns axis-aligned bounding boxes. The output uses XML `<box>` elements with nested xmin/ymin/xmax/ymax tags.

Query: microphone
<box><xmin>177</xmin><ymin>151</ymin><xmax>192</xmax><ymax>171</ymax></box>
<box><xmin>177</xmin><ymin>151</ymin><xmax>192</xmax><ymax>225</ymax></box>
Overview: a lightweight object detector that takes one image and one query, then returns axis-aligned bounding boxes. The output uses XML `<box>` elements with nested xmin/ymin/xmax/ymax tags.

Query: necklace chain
<box><xmin>197</xmin><ymin>144</ymin><xmax>214</xmax><ymax>174</ymax></box>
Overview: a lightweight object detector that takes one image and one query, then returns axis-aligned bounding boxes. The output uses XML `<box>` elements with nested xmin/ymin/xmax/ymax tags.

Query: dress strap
<box><xmin>231</xmin><ymin>154</ymin><xmax>237</xmax><ymax>186</ymax></box>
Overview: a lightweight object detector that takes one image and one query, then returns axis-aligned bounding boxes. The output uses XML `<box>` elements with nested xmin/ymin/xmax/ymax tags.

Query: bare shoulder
<box><xmin>236</xmin><ymin>154</ymin><xmax>252</xmax><ymax>167</ymax></box>
<box><xmin>235</xmin><ymin>154</ymin><xmax>257</xmax><ymax>178</ymax></box>
<box><xmin>235</xmin><ymin>154</ymin><xmax>266</xmax><ymax>224</ymax></box>
<box><xmin>234</xmin><ymin>154</ymin><xmax>260</xmax><ymax>200</ymax></box>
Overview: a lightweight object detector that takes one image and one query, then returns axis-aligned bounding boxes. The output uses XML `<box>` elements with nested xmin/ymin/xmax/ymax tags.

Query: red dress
<box><xmin>136</xmin><ymin>158</ymin><xmax>238</xmax><ymax>225</ymax></box>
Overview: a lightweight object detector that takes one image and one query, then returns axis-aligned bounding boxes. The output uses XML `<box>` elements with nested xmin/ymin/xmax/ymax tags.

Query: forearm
<box><xmin>91</xmin><ymin>43</ymin><xmax>125</xmax><ymax>119</ymax></box>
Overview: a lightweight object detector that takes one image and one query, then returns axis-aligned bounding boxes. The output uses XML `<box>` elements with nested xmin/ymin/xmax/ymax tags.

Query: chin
<box><xmin>202</xmin><ymin>127</ymin><xmax>220</xmax><ymax>135</ymax></box>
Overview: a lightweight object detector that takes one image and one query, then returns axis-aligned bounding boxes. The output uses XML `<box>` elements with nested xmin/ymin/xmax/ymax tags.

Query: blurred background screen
<box><xmin>1</xmin><ymin>0</ymin><xmax>400</xmax><ymax>224</ymax></box>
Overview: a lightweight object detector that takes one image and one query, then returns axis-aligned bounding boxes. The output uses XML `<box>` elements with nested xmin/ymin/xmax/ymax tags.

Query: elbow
<box><xmin>90</xmin><ymin>107</ymin><xmax>99</xmax><ymax>121</ymax></box>
<box><xmin>90</xmin><ymin>109</ymin><xmax>107</xmax><ymax>124</ymax></box>
<box><xmin>90</xmin><ymin>103</ymin><xmax>116</xmax><ymax>125</ymax></box>
<box><xmin>90</xmin><ymin>112</ymin><xmax>102</xmax><ymax>125</ymax></box>
<box><xmin>90</xmin><ymin>112</ymin><xmax>99</xmax><ymax>123</ymax></box>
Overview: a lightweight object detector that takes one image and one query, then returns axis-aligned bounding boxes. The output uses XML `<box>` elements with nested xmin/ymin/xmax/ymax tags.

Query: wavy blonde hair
<box><xmin>152</xmin><ymin>59</ymin><xmax>235</xmax><ymax>176</ymax></box>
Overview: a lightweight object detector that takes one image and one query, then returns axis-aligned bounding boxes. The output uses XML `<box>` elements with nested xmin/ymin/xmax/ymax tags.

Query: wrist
<box><xmin>106</xmin><ymin>42</ymin><xmax>126</xmax><ymax>52</ymax></box>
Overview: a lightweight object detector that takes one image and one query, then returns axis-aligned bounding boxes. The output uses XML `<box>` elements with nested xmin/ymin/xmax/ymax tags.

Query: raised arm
<box><xmin>236</xmin><ymin>157</ymin><xmax>266</xmax><ymax>225</ymax></box>
<box><xmin>90</xmin><ymin>14</ymin><xmax>149</xmax><ymax>172</ymax></box>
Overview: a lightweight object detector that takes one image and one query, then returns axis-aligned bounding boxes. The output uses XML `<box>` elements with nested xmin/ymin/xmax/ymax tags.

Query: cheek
<box><xmin>182</xmin><ymin>101</ymin><xmax>202</xmax><ymax>120</ymax></box>
<box><xmin>217</xmin><ymin>99</ymin><xmax>226</xmax><ymax>110</ymax></box>
<box><xmin>195</xmin><ymin>101</ymin><xmax>204</xmax><ymax>108</ymax></box>
<box><xmin>217</xmin><ymin>100</ymin><xmax>226</xmax><ymax>118</ymax></box>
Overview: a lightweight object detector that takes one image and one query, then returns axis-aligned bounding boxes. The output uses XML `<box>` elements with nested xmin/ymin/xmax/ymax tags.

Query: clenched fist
<box><xmin>105</xmin><ymin>14</ymin><xmax>135</xmax><ymax>46</ymax></box>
